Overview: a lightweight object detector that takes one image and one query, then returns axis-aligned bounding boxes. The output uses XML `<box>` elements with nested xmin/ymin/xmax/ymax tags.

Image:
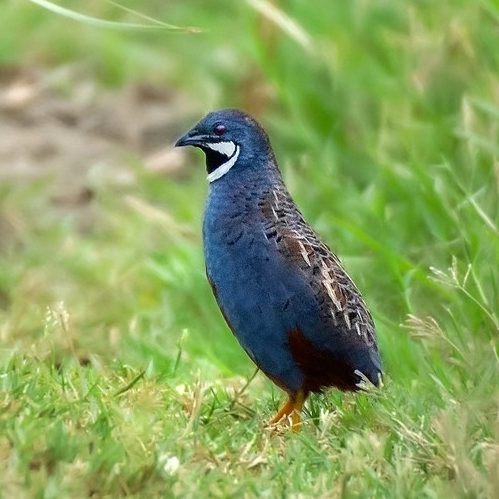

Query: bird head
<box><xmin>175</xmin><ymin>109</ymin><xmax>271</xmax><ymax>183</ymax></box>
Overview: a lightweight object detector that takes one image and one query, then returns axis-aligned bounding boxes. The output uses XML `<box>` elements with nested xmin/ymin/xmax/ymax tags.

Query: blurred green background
<box><xmin>0</xmin><ymin>1</ymin><xmax>497</xmax><ymax>497</ymax></box>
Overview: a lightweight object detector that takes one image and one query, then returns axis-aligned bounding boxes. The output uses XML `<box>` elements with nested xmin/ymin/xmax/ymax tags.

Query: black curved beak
<box><xmin>175</xmin><ymin>129</ymin><xmax>213</xmax><ymax>148</ymax></box>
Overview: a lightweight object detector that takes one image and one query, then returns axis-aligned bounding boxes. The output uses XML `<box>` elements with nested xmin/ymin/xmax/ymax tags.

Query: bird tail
<box><xmin>351</xmin><ymin>347</ymin><xmax>383</xmax><ymax>389</ymax></box>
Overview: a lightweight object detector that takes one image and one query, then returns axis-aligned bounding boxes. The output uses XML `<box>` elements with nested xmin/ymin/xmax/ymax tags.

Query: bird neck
<box><xmin>205</xmin><ymin>155</ymin><xmax>285</xmax><ymax>217</ymax></box>
<box><xmin>215</xmin><ymin>158</ymin><xmax>283</xmax><ymax>189</ymax></box>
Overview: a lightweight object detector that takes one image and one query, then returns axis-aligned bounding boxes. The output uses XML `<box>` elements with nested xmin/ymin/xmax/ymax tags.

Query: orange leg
<box><xmin>269</xmin><ymin>399</ymin><xmax>294</xmax><ymax>425</ymax></box>
<box><xmin>290</xmin><ymin>390</ymin><xmax>306</xmax><ymax>432</ymax></box>
<box><xmin>268</xmin><ymin>390</ymin><xmax>307</xmax><ymax>432</ymax></box>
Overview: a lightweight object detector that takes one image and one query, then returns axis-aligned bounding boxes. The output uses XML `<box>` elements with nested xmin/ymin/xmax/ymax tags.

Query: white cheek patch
<box><xmin>205</xmin><ymin>141</ymin><xmax>236</xmax><ymax>157</ymax></box>
<box><xmin>207</xmin><ymin>145</ymin><xmax>240</xmax><ymax>183</ymax></box>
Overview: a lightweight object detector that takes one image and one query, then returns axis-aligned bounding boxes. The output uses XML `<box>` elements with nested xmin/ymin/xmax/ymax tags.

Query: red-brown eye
<box><xmin>214</xmin><ymin>124</ymin><xmax>226</xmax><ymax>136</ymax></box>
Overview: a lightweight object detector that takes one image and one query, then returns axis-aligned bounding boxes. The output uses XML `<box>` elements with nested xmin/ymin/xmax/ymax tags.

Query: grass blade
<box><xmin>28</xmin><ymin>0</ymin><xmax>200</xmax><ymax>32</ymax></box>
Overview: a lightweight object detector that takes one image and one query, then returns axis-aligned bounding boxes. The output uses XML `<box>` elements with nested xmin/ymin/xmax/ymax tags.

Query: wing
<box><xmin>259</xmin><ymin>184</ymin><xmax>378</xmax><ymax>350</ymax></box>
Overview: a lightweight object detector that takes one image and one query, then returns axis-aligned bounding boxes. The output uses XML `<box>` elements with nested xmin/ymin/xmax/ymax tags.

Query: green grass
<box><xmin>0</xmin><ymin>0</ymin><xmax>498</xmax><ymax>497</ymax></box>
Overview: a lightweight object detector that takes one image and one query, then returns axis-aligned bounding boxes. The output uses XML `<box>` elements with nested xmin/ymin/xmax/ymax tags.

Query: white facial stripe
<box><xmin>207</xmin><ymin>145</ymin><xmax>240</xmax><ymax>183</ymax></box>
<box><xmin>205</xmin><ymin>141</ymin><xmax>236</xmax><ymax>157</ymax></box>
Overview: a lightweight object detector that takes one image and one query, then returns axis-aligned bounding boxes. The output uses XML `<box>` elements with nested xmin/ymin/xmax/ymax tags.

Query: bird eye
<box><xmin>214</xmin><ymin>124</ymin><xmax>226</xmax><ymax>136</ymax></box>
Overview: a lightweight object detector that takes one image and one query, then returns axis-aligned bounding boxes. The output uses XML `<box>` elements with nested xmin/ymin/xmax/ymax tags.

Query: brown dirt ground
<box><xmin>0</xmin><ymin>64</ymin><xmax>195</xmax><ymax>197</ymax></box>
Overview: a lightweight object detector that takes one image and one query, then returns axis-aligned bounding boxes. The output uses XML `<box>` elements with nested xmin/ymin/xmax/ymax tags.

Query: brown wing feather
<box><xmin>259</xmin><ymin>184</ymin><xmax>377</xmax><ymax>348</ymax></box>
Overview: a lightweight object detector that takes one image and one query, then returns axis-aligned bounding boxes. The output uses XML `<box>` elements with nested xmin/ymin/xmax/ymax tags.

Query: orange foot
<box><xmin>268</xmin><ymin>390</ymin><xmax>306</xmax><ymax>432</ymax></box>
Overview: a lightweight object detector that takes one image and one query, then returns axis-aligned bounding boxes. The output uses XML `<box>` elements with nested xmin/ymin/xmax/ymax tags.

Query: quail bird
<box><xmin>176</xmin><ymin>109</ymin><xmax>382</xmax><ymax>430</ymax></box>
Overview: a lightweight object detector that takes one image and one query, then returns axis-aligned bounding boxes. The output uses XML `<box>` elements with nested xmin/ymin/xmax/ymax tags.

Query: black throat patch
<box><xmin>202</xmin><ymin>147</ymin><xmax>230</xmax><ymax>175</ymax></box>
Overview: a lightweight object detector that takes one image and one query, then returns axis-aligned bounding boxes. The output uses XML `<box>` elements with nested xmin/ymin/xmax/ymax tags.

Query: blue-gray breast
<box><xmin>176</xmin><ymin>109</ymin><xmax>382</xmax><ymax>430</ymax></box>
